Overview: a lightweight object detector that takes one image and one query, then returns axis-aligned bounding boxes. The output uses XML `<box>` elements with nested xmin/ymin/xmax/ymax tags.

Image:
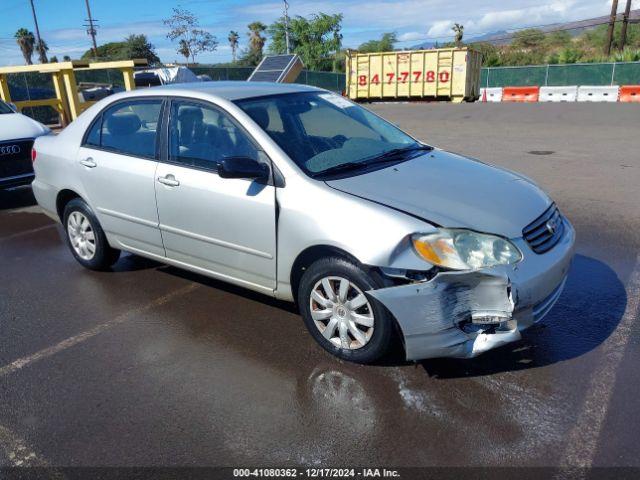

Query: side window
<box><xmin>169</xmin><ymin>100</ymin><xmax>260</xmax><ymax>171</ymax></box>
<box><xmin>84</xmin><ymin>115</ymin><xmax>102</xmax><ymax>146</ymax></box>
<box><xmin>92</xmin><ymin>99</ymin><xmax>162</xmax><ymax>158</ymax></box>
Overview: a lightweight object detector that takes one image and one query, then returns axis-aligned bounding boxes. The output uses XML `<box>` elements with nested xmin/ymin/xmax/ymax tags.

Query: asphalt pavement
<box><xmin>1</xmin><ymin>103</ymin><xmax>639</xmax><ymax>471</ymax></box>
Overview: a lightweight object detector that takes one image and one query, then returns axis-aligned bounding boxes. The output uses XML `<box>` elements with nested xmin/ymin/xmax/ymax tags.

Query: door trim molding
<box><xmin>159</xmin><ymin>223</ymin><xmax>274</xmax><ymax>259</ymax></box>
<box><xmin>97</xmin><ymin>207</ymin><xmax>159</xmax><ymax>228</ymax></box>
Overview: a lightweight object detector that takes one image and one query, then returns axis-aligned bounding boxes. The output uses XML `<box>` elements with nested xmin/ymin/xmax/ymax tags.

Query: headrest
<box><xmin>178</xmin><ymin>106</ymin><xmax>203</xmax><ymax>122</ymax></box>
<box><xmin>106</xmin><ymin>112</ymin><xmax>141</xmax><ymax>136</ymax></box>
<box><xmin>245</xmin><ymin>106</ymin><xmax>269</xmax><ymax>131</ymax></box>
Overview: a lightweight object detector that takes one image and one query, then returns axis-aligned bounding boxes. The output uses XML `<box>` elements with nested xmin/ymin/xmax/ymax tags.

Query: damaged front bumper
<box><xmin>368</xmin><ymin>220</ymin><xmax>576</xmax><ymax>361</ymax></box>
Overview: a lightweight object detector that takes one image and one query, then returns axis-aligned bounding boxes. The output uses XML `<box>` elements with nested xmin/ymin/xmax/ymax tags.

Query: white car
<box><xmin>32</xmin><ymin>83</ymin><xmax>574</xmax><ymax>364</ymax></box>
<box><xmin>0</xmin><ymin>100</ymin><xmax>51</xmax><ymax>190</ymax></box>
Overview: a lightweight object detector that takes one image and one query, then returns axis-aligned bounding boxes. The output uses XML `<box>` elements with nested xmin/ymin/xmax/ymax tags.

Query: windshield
<box><xmin>0</xmin><ymin>101</ymin><xmax>14</xmax><ymax>114</ymax></box>
<box><xmin>235</xmin><ymin>92</ymin><xmax>425</xmax><ymax>178</ymax></box>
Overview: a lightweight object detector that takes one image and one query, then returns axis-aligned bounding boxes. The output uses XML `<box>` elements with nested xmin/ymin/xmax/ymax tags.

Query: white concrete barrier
<box><xmin>480</xmin><ymin>87</ymin><xmax>503</xmax><ymax>102</ymax></box>
<box><xmin>539</xmin><ymin>86</ymin><xmax>578</xmax><ymax>102</ymax></box>
<box><xmin>577</xmin><ymin>86</ymin><xmax>619</xmax><ymax>102</ymax></box>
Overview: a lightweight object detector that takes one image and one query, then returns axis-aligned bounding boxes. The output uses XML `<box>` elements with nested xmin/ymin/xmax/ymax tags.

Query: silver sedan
<box><xmin>32</xmin><ymin>82</ymin><xmax>574</xmax><ymax>364</ymax></box>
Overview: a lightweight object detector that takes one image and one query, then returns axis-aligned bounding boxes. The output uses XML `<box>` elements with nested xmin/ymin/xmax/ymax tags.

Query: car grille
<box><xmin>0</xmin><ymin>138</ymin><xmax>34</xmax><ymax>179</ymax></box>
<box><xmin>522</xmin><ymin>203</ymin><xmax>564</xmax><ymax>254</ymax></box>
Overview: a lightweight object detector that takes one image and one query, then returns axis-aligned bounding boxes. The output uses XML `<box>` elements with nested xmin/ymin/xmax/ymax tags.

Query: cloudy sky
<box><xmin>0</xmin><ymin>0</ymin><xmax>634</xmax><ymax>66</ymax></box>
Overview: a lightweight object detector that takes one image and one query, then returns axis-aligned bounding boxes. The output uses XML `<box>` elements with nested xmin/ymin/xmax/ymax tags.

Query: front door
<box><xmin>77</xmin><ymin>98</ymin><xmax>165</xmax><ymax>256</ymax></box>
<box><xmin>154</xmin><ymin>99</ymin><xmax>277</xmax><ymax>292</ymax></box>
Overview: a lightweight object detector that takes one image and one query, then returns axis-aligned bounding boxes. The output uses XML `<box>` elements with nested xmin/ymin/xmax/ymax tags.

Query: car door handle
<box><xmin>80</xmin><ymin>157</ymin><xmax>97</xmax><ymax>168</ymax></box>
<box><xmin>157</xmin><ymin>175</ymin><xmax>180</xmax><ymax>187</ymax></box>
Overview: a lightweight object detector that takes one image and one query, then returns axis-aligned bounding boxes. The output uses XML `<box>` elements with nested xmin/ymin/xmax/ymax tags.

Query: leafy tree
<box><xmin>49</xmin><ymin>55</ymin><xmax>58</xmax><ymax>62</ymax></box>
<box><xmin>163</xmin><ymin>7</ymin><xmax>218</xmax><ymax>64</ymax></box>
<box><xmin>511</xmin><ymin>28</ymin><xmax>545</xmax><ymax>50</ymax></box>
<box><xmin>122</xmin><ymin>34</ymin><xmax>160</xmax><ymax>64</ymax></box>
<box><xmin>471</xmin><ymin>42</ymin><xmax>501</xmax><ymax>66</ymax></box>
<box><xmin>15</xmin><ymin>28</ymin><xmax>35</xmax><ymax>65</ymax></box>
<box><xmin>267</xmin><ymin>13</ymin><xmax>343</xmax><ymax>71</ymax></box>
<box><xmin>452</xmin><ymin>23</ymin><xmax>464</xmax><ymax>47</ymax></box>
<box><xmin>63</xmin><ymin>55</ymin><xmax>71</xmax><ymax>61</ymax></box>
<box><xmin>544</xmin><ymin>30</ymin><xmax>572</xmax><ymax>47</ymax></box>
<box><xmin>358</xmin><ymin>32</ymin><xmax>397</xmax><ymax>53</ymax></box>
<box><xmin>228</xmin><ymin>31</ymin><xmax>240</xmax><ymax>63</ymax></box>
<box><xmin>81</xmin><ymin>35</ymin><xmax>159</xmax><ymax>64</ymax></box>
<box><xmin>178</xmin><ymin>39</ymin><xmax>190</xmax><ymax>62</ymax></box>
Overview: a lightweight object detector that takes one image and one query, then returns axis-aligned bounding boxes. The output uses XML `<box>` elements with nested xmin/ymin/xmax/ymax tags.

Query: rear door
<box><xmin>154</xmin><ymin>98</ymin><xmax>277</xmax><ymax>292</ymax></box>
<box><xmin>77</xmin><ymin>98</ymin><xmax>165</xmax><ymax>256</ymax></box>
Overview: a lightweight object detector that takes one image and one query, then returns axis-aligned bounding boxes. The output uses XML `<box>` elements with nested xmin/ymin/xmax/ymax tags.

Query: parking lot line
<box><xmin>0</xmin><ymin>283</ymin><xmax>199</xmax><ymax>378</ymax></box>
<box><xmin>0</xmin><ymin>224</ymin><xmax>56</xmax><ymax>242</ymax></box>
<box><xmin>559</xmin><ymin>254</ymin><xmax>640</xmax><ymax>469</ymax></box>
<box><xmin>0</xmin><ymin>424</ymin><xmax>49</xmax><ymax>468</ymax></box>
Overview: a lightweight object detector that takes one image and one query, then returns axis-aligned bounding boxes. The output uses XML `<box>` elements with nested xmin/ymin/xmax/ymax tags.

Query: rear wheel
<box><xmin>298</xmin><ymin>257</ymin><xmax>395</xmax><ymax>364</ymax></box>
<box><xmin>63</xmin><ymin>198</ymin><xmax>120</xmax><ymax>270</ymax></box>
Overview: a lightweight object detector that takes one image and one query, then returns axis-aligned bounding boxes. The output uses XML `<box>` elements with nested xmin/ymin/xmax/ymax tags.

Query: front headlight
<box><xmin>412</xmin><ymin>229</ymin><xmax>522</xmax><ymax>270</ymax></box>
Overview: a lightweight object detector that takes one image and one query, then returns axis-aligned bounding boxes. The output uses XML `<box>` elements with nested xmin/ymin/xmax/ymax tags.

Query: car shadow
<box><xmin>112</xmin><ymin>251</ymin><xmax>626</xmax><ymax>377</ymax></box>
<box><xmin>419</xmin><ymin>254</ymin><xmax>627</xmax><ymax>378</ymax></box>
<box><xmin>0</xmin><ymin>186</ymin><xmax>37</xmax><ymax>210</ymax></box>
<box><xmin>158</xmin><ymin>264</ymin><xmax>299</xmax><ymax>314</ymax></box>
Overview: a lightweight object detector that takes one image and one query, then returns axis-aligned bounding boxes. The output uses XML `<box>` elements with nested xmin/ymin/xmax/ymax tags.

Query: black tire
<box><xmin>63</xmin><ymin>198</ymin><xmax>120</xmax><ymax>271</ymax></box>
<box><xmin>298</xmin><ymin>257</ymin><xmax>395</xmax><ymax>364</ymax></box>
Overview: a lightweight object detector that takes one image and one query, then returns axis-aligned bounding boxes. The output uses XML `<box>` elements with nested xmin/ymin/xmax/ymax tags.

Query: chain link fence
<box><xmin>4</xmin><ymin>66</ymin><xmax>344</xmax><ymax>125</ymax></box>
<box><xmin>481</xmin><ymin>61</ymin><xmax>640</xmax><ymax>87</ymax></box>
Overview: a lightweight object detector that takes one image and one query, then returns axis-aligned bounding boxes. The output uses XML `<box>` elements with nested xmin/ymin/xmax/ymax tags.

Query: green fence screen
<box><xmin>481</xmin><ymin>61</ymin><xmax>640</xmax><ymax>88</ymax></box>
<box><xmin>190</xmin><ymin>66</ymin><xmax>345</xmax><ymax>92</ymax></box>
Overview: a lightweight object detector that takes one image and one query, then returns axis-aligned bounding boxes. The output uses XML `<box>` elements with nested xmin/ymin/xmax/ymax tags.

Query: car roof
<box><xmin>146</xmin><ymin>81</ymin><xmax>323</xmax><ymax>101</ymax></box>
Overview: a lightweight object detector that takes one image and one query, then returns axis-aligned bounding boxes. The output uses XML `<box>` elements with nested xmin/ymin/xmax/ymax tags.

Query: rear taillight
<box><xmin>31</xmin><ymin>148</ymin><xmax>37</xmax><ymax>163</ymax></box>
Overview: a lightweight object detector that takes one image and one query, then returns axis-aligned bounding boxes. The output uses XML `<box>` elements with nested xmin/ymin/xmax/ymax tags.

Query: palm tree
<box><xmin>15</xmin><ymin>28</ymin><xmax>35</xmax><ymax>65</ymax></box>
<box><xmin>452</xmin><ymin>23</ymin><xmax>464</xmax><ymax>48</ymax></box>
<box><xmin>36</xmin><ymin>38</ymin><xmax>49</xmax><ymax>63</ymax></box>
<box><xmin>248</xmin><ymin>21</ymin><xmax>266</xmax><ymax>57</ymax></box>
<box><xmin>228</xmin><ymin>30</ymin><xmax>239</xmax><ymax>63</ymax></box>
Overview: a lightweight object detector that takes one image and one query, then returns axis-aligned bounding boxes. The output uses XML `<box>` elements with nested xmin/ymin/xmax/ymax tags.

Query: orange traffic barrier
<box><xmin>619</xmin><ymin>85</ymin><xmax>640</xmax><ymax>103</ymax></box>
<box><xmin>502</xmin><ymin>86</ymin><xmax>540</xmax><ymax>103</ymax></box>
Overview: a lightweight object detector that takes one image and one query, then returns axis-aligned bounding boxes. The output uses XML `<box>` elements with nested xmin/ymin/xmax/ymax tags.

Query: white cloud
<box><xmin>398</xmin><ymin>31</ymin><xmax>429</xmax><ymax>42</ymax></box>
<box><xmin>427</xmin><ymin>20</ymin><xmax>454</xmax><ymax>37</ymax></box>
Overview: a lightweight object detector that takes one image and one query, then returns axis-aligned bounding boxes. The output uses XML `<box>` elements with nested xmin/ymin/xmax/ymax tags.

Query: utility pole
<box><xmin>28</xmin><ymin>0</ymin><xmax>46</xmax><ymax>63</ymax></box>
<box><xmin>84</xmin><ymin>0</ymin><xmax>99</xmax><ymax>58</ymax></box>
<box><xmin>604</xmin><ymin>0</ymin><xmax>619</xmax><ymax>56</ymax></box>
<box><xmin>619</xmin><ymin>0</ymin><xmax>632</xmax><ymax>50</ymax></box>
<box><xmin>283</xmin><ymin>0</ymin><xmax>291</xmax><ymax>54</ymax></box>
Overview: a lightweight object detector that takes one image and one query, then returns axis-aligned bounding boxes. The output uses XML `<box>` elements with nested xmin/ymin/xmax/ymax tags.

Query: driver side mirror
<box><xmin>218</xmin><ymin>156</ymin><xmax>269</xmax><ymax>181</ymax></box>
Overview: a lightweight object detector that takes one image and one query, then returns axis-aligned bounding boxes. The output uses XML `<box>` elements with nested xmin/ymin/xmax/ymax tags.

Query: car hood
<box><xmin>0</xmin><ymin>113</ymin><xmax>49</xmax><ymax>141</ymax></box>
<box><xmin>325</xmin><ymin>149</ymin><xmax>552</xmax><ymax>239</ymax></box>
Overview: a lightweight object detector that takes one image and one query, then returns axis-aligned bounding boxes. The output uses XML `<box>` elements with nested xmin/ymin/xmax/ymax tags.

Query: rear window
<box><xmin>0</xmin><ymin>101</ymin><xmax>14</xmax><ymax>114</ymax></box>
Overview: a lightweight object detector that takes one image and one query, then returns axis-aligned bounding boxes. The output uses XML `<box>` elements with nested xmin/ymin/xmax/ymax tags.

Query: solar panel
<box><xmin>248</xmin><ymin>54</ymin><xmax>304</xmax><ymax>83</ymax></box>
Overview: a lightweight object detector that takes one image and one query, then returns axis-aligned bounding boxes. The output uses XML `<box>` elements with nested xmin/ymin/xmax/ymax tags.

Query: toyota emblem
<box><xmin>0</xmin><ymin>145</ymin><xmax>21</xmax><ymax>156</ymax></box>
<box><xmin>546</xmin><ymin>217</ymin><xmax>559</xmax><ymax>234</ymax></box>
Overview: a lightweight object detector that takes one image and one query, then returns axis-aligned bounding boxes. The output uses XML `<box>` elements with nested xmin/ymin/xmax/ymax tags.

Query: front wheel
<box><xmin>63</xmin><ymin>198</ymin><xmax>120</xmax><ymax>271</ymax></box>
<box><xmin>298</xmin><ymin>257</ymin><xmax>395</xmax><ymax>364</ymax></box>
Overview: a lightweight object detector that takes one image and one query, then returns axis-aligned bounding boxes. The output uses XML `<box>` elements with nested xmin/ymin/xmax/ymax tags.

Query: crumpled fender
<box><xmin>367</xmin><ymin>270</ymin><xmax>520</xmax><ymax>360</ymax></box>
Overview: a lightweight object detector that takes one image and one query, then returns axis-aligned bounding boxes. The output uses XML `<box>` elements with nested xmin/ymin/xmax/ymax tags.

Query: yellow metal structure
<box><xmin>0</xmin><ymin>59</ymin><xmax>147</xmax><ymax>125</ymax></box>
<box><xmin>346</xmin><ymin>47</ymin><xmax>482</xmax><ymax>103</ymax></box>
